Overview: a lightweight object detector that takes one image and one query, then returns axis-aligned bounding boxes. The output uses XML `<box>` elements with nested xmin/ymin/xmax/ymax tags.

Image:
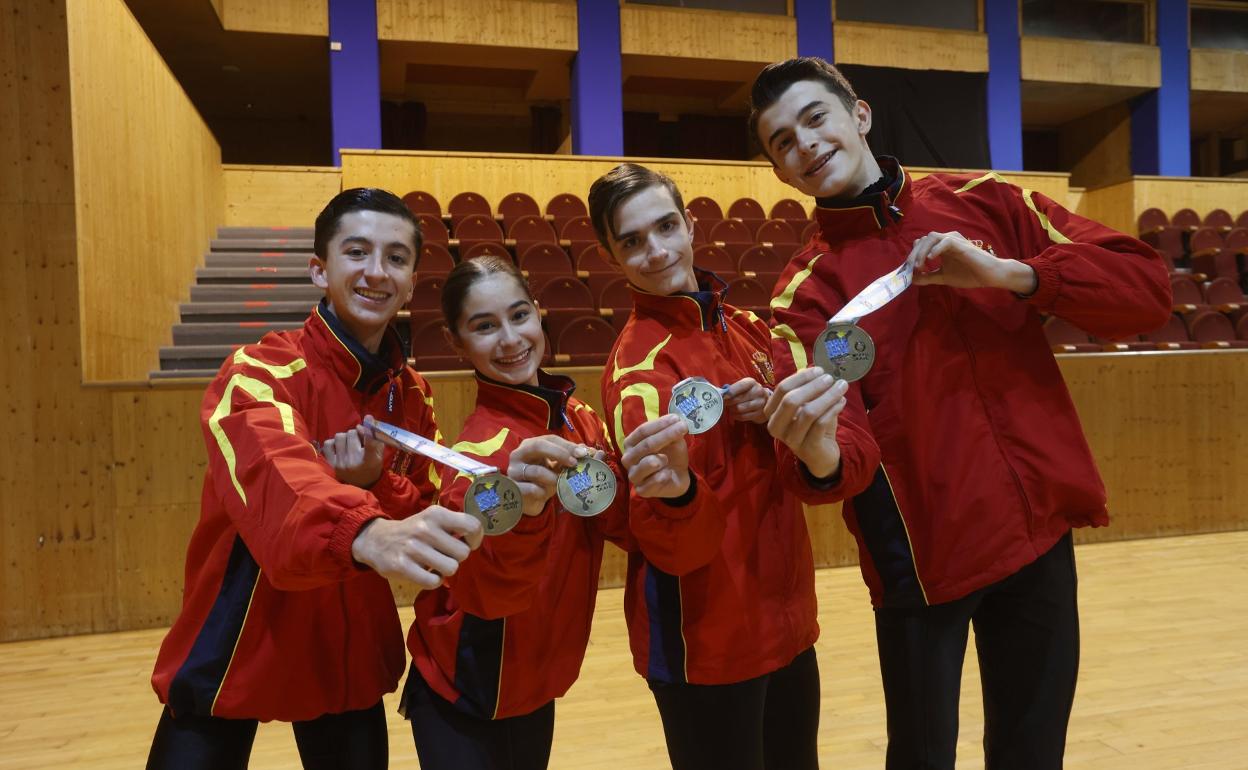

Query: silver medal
<box><xmin>463</xmin><ymin>473</ymin><xmax>524</xmax><ymax>536</ymax></box>
<box><xmin>667</xmin><ymin>376</ymin><xmax>725</xmax><ymax>435</ymax></box>
<box><xmin>557</xmin><ymin>457</ymin><xmax>617</xmax><ymax>517</ymax></box>
<box><xmin>813</xmin><ymin>322</ymin><xmax>875</xmax><ymax>382</ymax></box>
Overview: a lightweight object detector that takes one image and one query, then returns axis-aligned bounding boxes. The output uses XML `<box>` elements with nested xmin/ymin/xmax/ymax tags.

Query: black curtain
<box><xmin>837</xmin><ymin>65</ymin><xmax>989</xmax><ymax>169</ymax></box>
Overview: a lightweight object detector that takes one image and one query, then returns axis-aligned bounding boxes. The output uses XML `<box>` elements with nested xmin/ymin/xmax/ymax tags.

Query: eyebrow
<box><xmin>615</xmin><ymin>212</ymin><xmax>680</xmax><ymax>243</ymax></box>
<box><xmin>466</xmin><ymin>300</ymin><xmax>530</xmax><ymax>324</ymax></box>
<box><xmin>340</xmin><ymin>236</ymin><xmax>412</xmax><ymax>254</ymax></box>
<box><xmin>766</xmin><ymin>100</ymin><xmax>827</xmax><ymax>148</ymax></box>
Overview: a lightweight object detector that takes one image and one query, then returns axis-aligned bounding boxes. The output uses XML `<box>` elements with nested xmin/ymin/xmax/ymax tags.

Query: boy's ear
<box><xmin>855</xmin><ymin>99</ymin><xmax>873</xmax><ymax>138</ymax></box>
<box><xmin>309</xmin><ymin>256</ymin><xmax>328</xmax><ymax>289</ymax></box>
<box><xmin>683</xmin><ymin>209</ymin><xmax>696</xmax><ymax>238</ymax></box>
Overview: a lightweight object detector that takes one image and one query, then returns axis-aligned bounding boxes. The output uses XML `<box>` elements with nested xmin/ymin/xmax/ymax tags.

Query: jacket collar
<box><xmin>306</xmin><ymin>298</ymin><xmax>406</xmax><ymax>394</ymax></box>
<box><xmin>475</xmin><ymin>369</ymin><xmax>577</xmax><ymax>432</ymax></box>
<box><xmin>813</xmin><ymin>156</ymin><xmax>909</xmax><ymax>241</ymax></box>
<box><xmin>628</xmin><ymin>268</ymin><xmax>728</xmax><ymax>333</ymax></box>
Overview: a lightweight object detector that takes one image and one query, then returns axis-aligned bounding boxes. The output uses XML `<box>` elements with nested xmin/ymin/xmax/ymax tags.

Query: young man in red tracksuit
<box><xmin>403</xmin><ymin>255</ymin><xmax>633</xmax><ymax>770</ymax></box>
<box><xmin>750</xmin><ymin>58</ymin><xmax>1172</xmax><ymax>769</ymax></box>
<box><xmin>147</xmin><ymin>188</ymin><xmax>485</xmax><ymax>770</ymax></box>
<box><xmin>592</xmin><ymin>163</ymin><xmax>844</xmax><ymax>770</ymax></box>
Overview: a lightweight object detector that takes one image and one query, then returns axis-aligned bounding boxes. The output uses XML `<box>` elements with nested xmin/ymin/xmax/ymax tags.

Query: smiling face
<box><xmin>450</xmin><ymin>272</ymin><xmax>544</xmax><ymax>386</ymax></box>
<box><xmin>603</xmin><ymin>184</ymin><xmax>698</xmax><ymax>296</ymax></box>
<box><xmin>309</xmin><ymin>209</ymin><xmax>417</xmax><ymax>353</ymax></box>
<box><xmin>756</xmin><ymin>79</ymin><xmax>879</xmax><ymax>200</ymax></box>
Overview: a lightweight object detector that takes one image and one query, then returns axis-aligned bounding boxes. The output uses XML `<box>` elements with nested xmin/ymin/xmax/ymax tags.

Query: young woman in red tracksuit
<box><xmin>402</xmin><ymin>254</ymin><xmax>635</xmax><ymax>770</ymax></box>
<box><xmin>590</xmin><ymin>163</ymin><xmax>839</xmax><ymax>770</ymax></box>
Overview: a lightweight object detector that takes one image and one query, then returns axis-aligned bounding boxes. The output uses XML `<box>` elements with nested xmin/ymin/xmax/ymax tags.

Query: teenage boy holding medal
<box><xmin>147</xmin><ymin>188</ymin><xmax>486</xmax><ymax>769</ymax></box>
<box><xmin>593</xmin><ymin>163</ymin><xmax>850</xmax><ymax>770</ymax></box>
<box><xmin>750</xmin><ymin>57</ymin><xmax>1171</xmax><ymax>769</ymax></box>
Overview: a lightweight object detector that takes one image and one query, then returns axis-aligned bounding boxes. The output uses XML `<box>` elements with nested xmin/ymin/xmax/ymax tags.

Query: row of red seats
<box><xmin>1044</xmin><ymin>310</ymin><xmax>1248</xmax><ymax>352</ymax></box>
<box><xmin>1137</xmin><ymin>207</ymin><xmax>1248</xmax><ymax>235</ymax></box>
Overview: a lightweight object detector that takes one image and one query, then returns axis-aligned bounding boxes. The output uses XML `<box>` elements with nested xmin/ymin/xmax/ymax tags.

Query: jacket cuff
<box><xmin>329</xmin><ymin>504</ymin><xmax>389</xmax><ymax>570</ymax></box>
<box><xmin>800</xmin><ymin>461</ymin><xmax>842</xmax><ymax>490</ymax></box>
<box><xmin>1020</xmin><ymin>254</ymin><xmax>1061</xmax><ymax>311</ymax></box>
<box><xmin>654</xmin><ymin>473</ymin><xmax>700</xmax><ymax>518</ymax></box>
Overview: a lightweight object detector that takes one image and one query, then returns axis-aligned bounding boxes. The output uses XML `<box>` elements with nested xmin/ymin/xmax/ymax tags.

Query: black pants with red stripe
<box><xmin>145</xmin><ymin>700</ymin><xmax>388</xmax><ymax>770</ymax></box>
<box><xmin>648</xmin><ymin>646</ymin><xmax>821</xmax><ymax>770</ymax></box>
<box><xmin>875</xmin><ymin>532</ymin><xmax>1080</xmax><ymax>770</ymax></box>
<box><xmin>402</xmin><ymin>666</ymin><xmax>556</xmax><ymax>770</ymax></box>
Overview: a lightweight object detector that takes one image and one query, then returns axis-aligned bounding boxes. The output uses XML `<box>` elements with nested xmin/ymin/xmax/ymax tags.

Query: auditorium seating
<box><xmin>154</xmin><ymin>197</ymin><xmax>1248</xmax><ymax>379</ymax></box>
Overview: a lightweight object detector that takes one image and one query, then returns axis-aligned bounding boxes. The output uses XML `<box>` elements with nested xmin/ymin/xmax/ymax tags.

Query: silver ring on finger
<box><xmin>519</xmin><ymin>462</ymin><xmax>529</xmax><ymax>482</ymax></box>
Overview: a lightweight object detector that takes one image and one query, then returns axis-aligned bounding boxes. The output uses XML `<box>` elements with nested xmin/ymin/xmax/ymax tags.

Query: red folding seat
<box><xmin>1141</xmin><ymin>229</ymin><xmax>1184</xmax><ymax>272</ymax></box>
<box><xmin>687</xmin><ymin>196</ymin><xmax>723</xmax><ymax>223</ymax></box>
<box><xmin>402</xmin><ymin>190</ymin><xmax>441</xmax><ymax>218</ymax></box>
<box><xmin>1190</xmin><ymin>228</ymin><xmax>1238</xmax><ymax>282</ymax></box>
<box><xmin>1202</xmin><ymin>278</ymin><xmax>1245</xmax><ymax>314</ymax></box>
<box><xmin>556</xmin><ymin>315</ymin><xmax>617</xmax><ymax>366</ymax></box>
<box><xmin>1237</xmin><ymin>313</ymin><xmax>1248</xmax><ymax>341</ymax></box>
<box><xmin>693</xmin><ymin>244</ymin><xmax>737</xmax><ymax>279</ymax></box>
<box><xmin>537</xmin><ymin>275</ymin><xmax>595</xmax><ymax>311</ymax></box>
<box><xmin>409</xmin><ymin>275</ymin><xmax>446</xmax><ymax>312</ymax></box>
<box><xmin>1237</xmin><ymin>210</ymin><xmax>1248</xmax><ymax>230</ymax></box>
<box><xmin>597</xmin><ymin>275</ymin><xmax>632</xmax><ymax>314</ymax></box>
<box><xmin>1186</xmin><ymin>308</ymin><xmax>1248</xmax><ymax>348</ymax></box>
<box><xmin>518</xmin><ymin>242</ymin><xmax>573</xmax><ymax>280</ymax></box>
<box><xmin>576</xmin><ymin>243</ymin><xmax>614</xmax><ymax>275</ymax></box>
<box><xmin>454</xmin><ymin>214</ymin><xmax>506</xmax><ymax>256</ymax></box>
<box><xmin>738</xmin><ymin>244</ymin><xmax>782</xmax><ymax>291</ymax></box>
<box><xmin>509</xmin><ymin>214</ymin><xmax>559</xmax><ymax>251</ymax></box>
<box><xmin>1170</xmin><ymin>208</ymin><xmax>1200</xmax><ymax>231</ymax></box>
<box><xmin>1225</xmin><ymin>228</ymin><xmax>1248</xmax><ymax>255</ymax></box>
<box><xmin>410</xmin><ymin>318</ymin><xmax>461</xmax><ymax>371</ymax></box>
<box><xmin>728</xmin><ymin>198</ymin><xmax>767</xmax><ymax>235</ymax></box>
<box><xmin>447</xmin><ymin>192</ymin><xmax>492</xmax><ymax>228</ymax></box>
<box><xmin>416</xmin><ymin>214</ymin><xmax>449</xmax><ymax>244</ymax></box>
<box><xmin>1142</xmin><ymin>313</ymin><xmax>1199</xmax><ymax>350</ymax></box>
<box><xmin>1170</xmin><ymin>275</ymin><xmax>1206</xmax><ymax>313</ymax></box>
<box><xmin>755</xmin><ymin>219</ymin><xmax>800</xmax><ymax>261</ymax></box>
<box><xmin>1042</xmin><ymin>316</ymin><xmax>1100</xmax><ymax>353</ymax></box>
<box><xmin>769</xmin><ymin>198</ymin><xmax>810</xmax><ymax>224</ymax></box>
<box><xmin>1136</xmin><ymin>207</ymin><xmax>1168</xmax><ymax>236</ymax></box>
<box><xmin>708</xmin><ymin>219</ymin><xmax>754</xmax><ymax>262</ymax></box>
<box><xmin>1203</xmin><ymin>209</ymin><xmax>1234</xmax><ymax>232</ymax></box>
<box><xmin>546</xmin><ymin>193</ymin><xmax>588</xmax><ymax>234</ymax></box>
<box><xmin>418</xmin><ymin>243</ymin><xmax>454</xmax><ymax>276</ymax></box>
<box><xmin>560</xmin><ymin>216</ymin><xmax>599</xmax><ymax>252</ymax></box>
<box><xmin>459</xmin><ymin>241</ymin><xmax>512</xmax><ymax>263</ymax></box>
<box><xmin>726</xmin><ymin>277</ymin><xmax>771</xmax><ymax>322</ymax></box>
<box><xmin>498</xmin><ymin>192</ymin><xmax>541</xmax><ymax>232</ymax></box>
<box><xmin>801</xmin><ymin>220</ymin><xmax>818</xmax><ymax>244</ymax></box>
<box><xmin>693</xmin><ymin>219</ymin><xmax>709</xmax><ymax>246</ymax></box>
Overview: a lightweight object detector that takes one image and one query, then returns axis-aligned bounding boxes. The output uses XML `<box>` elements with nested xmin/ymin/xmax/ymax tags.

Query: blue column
<box><xmin>984</xmin><ymin>0</ymin><xmax>1023</xmax><ymax>171</ymax></box>
<box><xmin>794</xmin><ymin>0</ymin><xmax>834</xmax><ymax>61</ymax></box>
<box><xmin>572</xmin><ymin>0</ymin><xmax>623</xmax><ymax>156</ymax></box>
<box><xmin>1131</xmin><ymin>0</ymin><xmax>1190</xmax><ymax>176</ymax></box>
<box><xmin>328</xmin><ymin>0</ymin><xmax>382</xmax><ymax>166</ymax></box>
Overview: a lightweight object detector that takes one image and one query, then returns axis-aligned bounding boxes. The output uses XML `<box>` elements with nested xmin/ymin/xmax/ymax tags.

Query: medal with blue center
<box><xmin>667</xmin><ymin>376</ymin><xmax>725</xmax><ymax>435</ymax></box>
<box><xmin>814</xmin><ymin>257</ymin><xmax>915</xmax><ymax>383</ymax></box>
<box><xmin>556</xmin><ymin>456</ymin><xmax>617</xmax><ymax>517</ymax></box>
<box><xmin>370</xmin><ymin>420</ymin><xmax>524</xmax><ymax>536</ymax></box>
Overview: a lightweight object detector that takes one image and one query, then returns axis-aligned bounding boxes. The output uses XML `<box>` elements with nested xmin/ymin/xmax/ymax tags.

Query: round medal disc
<box><xmin>813</xmin><ymin>322</ymin><xmax>876</xmax><ymax>382</ymax></box>
<box><xmin>667</xmin><ymin>377</ymin><xmax>725</xmax><ymax>435</ymax></box>
<box><xmin>556</xmin><ymin>456</ymin><xmax>617</xmax><ymax>517</ymax></box>
<box><xmin>463</xmin><ymin>473</ymin><xmax>524</xmax><ymax>536</ymax></box>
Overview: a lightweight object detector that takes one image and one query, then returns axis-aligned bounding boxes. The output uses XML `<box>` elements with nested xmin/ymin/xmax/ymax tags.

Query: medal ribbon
<box><xmin>829</xmin><ymin>258</ymin><xmax>915</xmax><ymax>325</ymax></box>
<box><xmin>371</xmin><ymin>420</ymin><xmax>499</xmax><ymax>477</ymax></box>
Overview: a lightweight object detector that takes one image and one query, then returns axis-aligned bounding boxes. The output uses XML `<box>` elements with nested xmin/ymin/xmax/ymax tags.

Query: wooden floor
<box><xmin>2</xmin><ymin>532</ymin><xmax>1246</xmax><ymax>769</ymax></box>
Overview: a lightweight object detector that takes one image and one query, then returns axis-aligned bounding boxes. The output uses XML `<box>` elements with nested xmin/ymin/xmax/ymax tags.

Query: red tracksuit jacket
<box><xmin>770</xmin><ymin>158</ymin><xmax>1172</xmax><ymax>608</ymax></box>
<box><xmin>601</xmin><ymin>271</ymin><xmax>819</xmax><ymax>685</ymax></box>
<box><xmin>408</xmin><ymin>371</ymin><xmax>631</xmax><ymax>719</ymax></box>
<box><xmin>151</xmin><ymin>300</ymin><xmax>442</xmax><ymax>721</ymax></box>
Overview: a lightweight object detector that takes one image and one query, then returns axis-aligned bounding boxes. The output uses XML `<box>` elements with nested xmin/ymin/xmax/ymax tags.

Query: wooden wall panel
<box><xmin>620</xmin><ymin>4</ymin><xmax>793</xmax><ymax>63</ymax></box>
<box><xmin>835</xmin><ymin>22</ymin><xmax>987</xmax><ymax>73</ymax></box>
<box><xmin>1059</xmin><ymin>102</ymin><xmax>1133</xmax><ymax>190</ymax></box>
<box><xmin>1130</xmin><ymin>175</ymin><xmax>1248</xmax><ymax>219</ymax></box>
<box><xmin>220</xmin><ymin>0</ymin><xmax>327</xmax><ymax>36</ymax></box>
<box><xmin>67</xmin><ymin>0</ymin><xmax>224</xmax><ymax>382</ymax></box>
<box><xmin>377</xmin><ymin>0</ymin><xmax>577</xmax><ymax>49</ymax></box>
<box><xmin>1077</xmin><ymin>179</ymin><xmax>1136</xmax><ymax>236</ymax></box>
<box><xmin>1191</xmin><ymin>48</ymin><xmax>1248</xmax><ymax>93</ymax></box>
<box><xmin>342</xmin><ymin>150</ymin><xmax>1072</xmax><ymax>224</ymax></box>
<box><xmin>1021</xmin><ymin>37</ymin><xmax>1159</xmax><ymax>88</ymax></box>
<box><xmin>223</xmin><ymin>165</ymin><xmax>342</xmax><ymax>227</ymax></box>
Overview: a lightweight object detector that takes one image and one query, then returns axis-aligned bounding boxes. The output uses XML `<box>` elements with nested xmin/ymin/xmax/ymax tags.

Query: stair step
<box><xmin>172</xmin><ymin>321</ymin><xmax>302</xmax><ymax>346</ymax></box>
<box><xmin>159</xmin><ymin>344</ymin><xmax>238</xmax><ymax>371</ymax></box>
<box><xmin>217</xmin><ymin>226</ymin><xmax>315</xmax><ymax>239</ymax></box>
<box><xmin>190</xmin><ymin>284</ymin><xmax>324</xmax><ymax>302</ymax></box>
<box><xmin>204</xmin><ymin>252</ymin><xmax>314</xmax><ymax>268</ymax></box>
<box><xmin>150</xmin><ymin>368</ymin><xmax>218</xmax><ymax>381</ymax></box>
<box><xmin>210</xmin><ymin>238</ymin><xmax>315</xmax><ymax>252</ymax></box>
<box><xmin>196</xmin><ymin>267</ymin><xmax>313</xmax><ymax>284</ymax></box>
<box><xmin>180</xmin><ymin>301</ymin><xmax>314</xmax><ymax>323</ymax></box>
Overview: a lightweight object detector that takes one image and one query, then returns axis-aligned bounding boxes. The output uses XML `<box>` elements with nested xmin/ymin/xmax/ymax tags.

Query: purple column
<box><xmin>1131</xmin><ymin>0</ymin><xmax>1190</xmax><ymax>176</ymax></box>
<box><xmin>572</xmin><ymin>0</ymin><xmax>623</xmax><ymax>156</ymax></box>
<box><xmin>328</xmin><ymin>0</ymin><xmax>381</xmax><ymax>165</ymax></box>
<box><xmin>794</xmin><ymin>0</ymin><xmax>834</xmax><ymax>61</ymax></box>
<box><xmin>984</xmin><ymin>0</ymin><xmax>1024</xmax><ymax>171</ymax></box>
